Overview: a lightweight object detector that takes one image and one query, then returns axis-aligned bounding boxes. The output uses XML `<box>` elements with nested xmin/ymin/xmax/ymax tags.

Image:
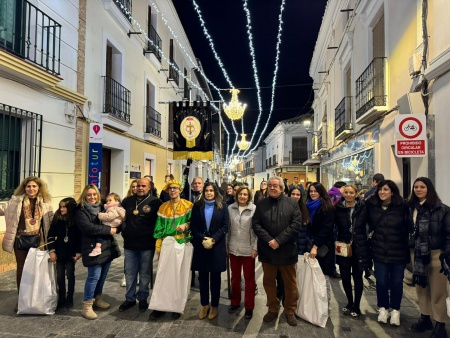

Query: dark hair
<box><xmin>306</xmin><ymin>182</ymin><xmax>334</xmax><ymax>212</ymax></box>
<box><xmin>52</xmin><ymin>197</ymin><xmax>77</xmax><ymax>227</ymax></box>
<box><xmin>333</xmin><ymin>181</ymin><xmax>346</xmax><ymax>189</ymax></box>
<box><xmin>373</xmin><ymin>173</ymin><xmax>385</xmax><ymax>184</ymax></box>
<box><xmin>197</xmin><ymin>182</ymin><xmax>223</xmax><ymax>209</ymax></box>
<box><xmin>372</xmin><ymin>180</ymin><xmax>405</xmax><ymax>206</ymax></box>
<box><xmin>288</xmin><ymin>187</ymin><xmax>309</xmax><ymax>224</ymax></box>
<box><xmin>407</xmin><ymin>177</ymin><xmax>440</xmax><ymax>208</ymax></box>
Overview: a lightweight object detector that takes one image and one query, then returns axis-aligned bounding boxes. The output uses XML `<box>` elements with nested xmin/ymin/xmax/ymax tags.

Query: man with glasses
<box><xmin>119</xmin><ymin>177</ymin><xmax>163</xmax><ymax>313</ymax></box>
<box><xmin>149</xmin><ymin>179</ymin><xmax>194</xmax><ymax>321</ymax></box>
<box><xmin>252</xmin><ymin>177</ymin><xmax>302</xmax><ymax>326</ymax></box>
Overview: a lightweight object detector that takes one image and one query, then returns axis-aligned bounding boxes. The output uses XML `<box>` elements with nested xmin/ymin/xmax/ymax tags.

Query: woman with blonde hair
<box><xmin>126</xmin><ymin>180</ymin><xmax>138</xmax><ymax>198</ymax></box>
<box><xmin>76</xmin><ymin>184</ymin><xmax>121</xmax><ymax>320</ymax></box>
<box><xmin>0</xmin><ymin>176</ymin><xmax>54</xmax><ymax>311</ymax></box>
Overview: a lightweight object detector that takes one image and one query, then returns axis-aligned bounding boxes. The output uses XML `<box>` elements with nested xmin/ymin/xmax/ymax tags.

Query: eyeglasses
<box><xmin>267</xmin><ymin>184</ymin><xmax>279</xmax><ymax>189</ymax></box>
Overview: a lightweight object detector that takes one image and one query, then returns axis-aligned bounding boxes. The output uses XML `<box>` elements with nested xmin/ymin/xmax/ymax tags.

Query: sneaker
<box><xmin>120</xmin><ymin>275</ymin><xmax>126</xmax><ymax>287</ymax></box>
<box><xmin>149</xmin><ymin>310</ymin><xmax>165</xmax><ymax>321</ymax></box>
<box><xmin>390</xmin><ymin>309</ymin><xmax>400</xmax><ymax>326</ymax></box>
<box><xmin>263</xmin><ymin>311</ymin><xmax>278</xmax><ymax>323</ymax></box>
<box><xmin>228</xmin><ymin>305</ymin><xmax>240</xmax><ymax>313</ymax></box>
<box><xmin>139</xmin><ymin>300</ymin><xmax>148</xmax><ymax>312</ymax></box>
<box><xmin>342</xmin><ymin>303</ymin><xmax>353</xmax><ymax>315</ymax></box>
<box><xmin>244</xmin><ymin>309</ymin><xmax>253</xmax><ymax>319</ymax></box>
<box><xmin>378</xmin><ymin>307</ymin><xmax>390</xmax><ymax>324</ymax></box>
<box><xmin>118</xmin><ymin>300</ymin><xmax>136</xmax><ymax>312</ymax></box>
<box><xmin>89</xmin><ymin>247</ymin><xmax>101</xmax><ymax>257</ymax></box>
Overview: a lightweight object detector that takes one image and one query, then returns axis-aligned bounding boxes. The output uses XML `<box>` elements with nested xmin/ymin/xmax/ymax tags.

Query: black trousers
<box><xmin>198</xmin><ymin>271</ymin><xmax>221</xmax><ymax>307</ymax></box>
<box><xmin>56</xmin><ymin>260</ymin><xmax>75</xmax><ymax>301</ymax></box>
<box><xmin>339</xmin><ymin>254</ymin><xmax>363</xmax><ymax>310</ymax></box>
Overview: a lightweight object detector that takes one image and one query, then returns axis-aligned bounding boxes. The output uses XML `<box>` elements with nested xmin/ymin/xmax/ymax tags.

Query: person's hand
<box><xmin>440</xmin><ymin>252</ymin><xmax>450</xmax><ymax>281</ymax></box>
<box><xmin>251</xmin><ymin>249</ymin><xmax>258</xmax><ymax>258</ymax></box>
<box><xmin>73</xmin><ymin>253</ymin><xmax>81</xmax><ymax>263</ymax></box>
<box><xmin>309</xmin><ymin>245</ymin><xmax>318</xmax><ymax>259</ymax></box>
<box><xmin>110</xmin><ymin>227</ymin><xmax>117</xmax><ymax>235</ymax></box>
<box><xmin>268</xmin><ymin>239</ymin><xmax>279</xmax><ymax>250</ymax></box>
<box><xmin>202</xmin><ymin>237</ymin><xmax>215</xmax><ymax>249</ymax></box>
<box><xmin>49</xmin><ymin>252</ymin><xmax>57</xmax><ymax>262</ymax></box>
<box><xmin>176</xmin><ymin>224</ymin><xmax>186</xmax><ymax>232</ymax></box>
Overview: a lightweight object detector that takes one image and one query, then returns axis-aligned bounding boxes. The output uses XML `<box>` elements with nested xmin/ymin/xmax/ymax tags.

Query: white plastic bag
<box><xmin>295</xmin><ymin>253</ymin><xmax>329</xmax><ymax>327</ymax></box>
<box><xmin>447</xmin><ymin>283</ymin><xmax>450</xmax><ymax>318</ymax></box>
<box><xmin>18</xmin><ymin>248</ymin><xmax>58</xmax><ymax>315</ymax></box>
<box><xmin>149</xmin><ymin>236</ymin><xmax>193</xmax><ymax>313</ymax></box>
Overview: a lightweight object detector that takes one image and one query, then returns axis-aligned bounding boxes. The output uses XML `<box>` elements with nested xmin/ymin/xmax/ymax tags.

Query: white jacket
<box><xmin>0</xmin><ymin>194</ymin><xmax>53</xmax><ymax>253</ymax></box>
<box><xmin>227</xmin><ymin>202</ymin><xmax>257</xmax><ymax>256</ymax></box>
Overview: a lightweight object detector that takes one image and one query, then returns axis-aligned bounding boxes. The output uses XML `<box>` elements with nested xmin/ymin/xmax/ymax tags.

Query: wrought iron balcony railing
<box><xmin>335</xmin><ymin>96</ymin><xmax>352</xmax><ymax>136</ymax></box>
<box><xmin>103</xmin><ymin>76</ymin><xmax>131</xmax><ymax>123</ymax></box>
<box><xmin>0</xmin><ymin>0</ymin><xmax>61</xmax><ymax>74</ymax></box>
<box><xmin>145</xmin><ymin>106</ymin><xmax>161</xmax><ymax>137</ymax></box>
<box><xmin>355</xmin><ymin>57</ymin><xmax>387</xmax><ymax>120</ymax></box>
<box><xmin>146</xmin><ymin>25</ymin><xmax>162</xmax><ymax>61</ymax></box>
<box><xmin>114</xmin><ymin>0</ymin><xmax>132</xmax><ymax>21</ymax></box>
<box><xmin>168</xmin><ymin>60</ymin><xmax>179</xmax><ymax>86</ymax></box>
<box><xmin>317</xmin><ymin>126</ymin><xmax>327</xmax><ymax>150</ymax></box>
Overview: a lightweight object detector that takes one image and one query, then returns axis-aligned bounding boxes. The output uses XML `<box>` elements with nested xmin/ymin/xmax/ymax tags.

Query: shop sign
<box><xmin>394</xmin><ymin>115</ymin><xmax>427</xmax><ymax>157</ymax></box>
<box><xmin>88</xmin><ymin>123</ymin><xmax>103</xmax><ymax>188</ymax></box>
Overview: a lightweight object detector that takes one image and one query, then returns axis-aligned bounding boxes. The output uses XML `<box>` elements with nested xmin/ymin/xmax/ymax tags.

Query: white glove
<box><xmin>202</xmin><ymin>237</ymin><xmax>215</xmax><ymax>249</ymax></box>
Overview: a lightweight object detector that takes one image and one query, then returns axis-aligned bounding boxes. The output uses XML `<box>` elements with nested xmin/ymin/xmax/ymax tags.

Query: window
<box><xmin>183</xmin><ymin>68</ymin><xmax>190</xmax><ymax>99</ymax></box>
<box><xmin>0</xmin><ymin>103</ymin><xmax>43</xmax><ymax>200</ymax></box>
<box><xmin>292</xmin><ymin>137</ymin><xmax>307</xmax><ymax>164</ymax></box>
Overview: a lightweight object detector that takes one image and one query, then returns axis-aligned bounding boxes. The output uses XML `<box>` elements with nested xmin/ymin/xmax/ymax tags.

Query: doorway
<box><xmin>101</xmin><ymin>148</ymin><xmax>111</xmax><ymax>200</ymax></box>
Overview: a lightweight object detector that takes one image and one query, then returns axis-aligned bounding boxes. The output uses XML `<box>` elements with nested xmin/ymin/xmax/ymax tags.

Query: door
<box><xmin>101</xmin><ymin>148</ymin><xmax>111</xmax><ymax>200</ymax></box>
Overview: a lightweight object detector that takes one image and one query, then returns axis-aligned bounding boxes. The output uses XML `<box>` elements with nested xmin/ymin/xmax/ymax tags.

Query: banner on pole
<box><xmin>88</xmin><ymin>123</ymin><xmax>103</xmax><ymax>188</ymax></box>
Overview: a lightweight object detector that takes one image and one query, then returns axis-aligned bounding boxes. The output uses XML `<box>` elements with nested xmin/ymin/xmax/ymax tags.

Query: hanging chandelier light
<box><xmin>237</xmin><ymin>133</ymin><xmax>250</xmax><ymax>150</ymax></box>
<box><xmin>223</xmin><ymin>89</ymin><xmax>247</xmax><ymax>120</ymax></box>
<box><xmin>232</xmin><ymin>156</ymin><xmax>240</xmax><ymax>166</ymax></box>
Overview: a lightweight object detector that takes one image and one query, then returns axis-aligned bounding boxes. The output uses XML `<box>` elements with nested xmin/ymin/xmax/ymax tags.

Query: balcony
<box><xmin>317</xmin><ymin>126</ymin><xmax>328</xmax><ymax>154</ymax></box>
<box><xmin>0</xmin><ymin>0</ymin><xmax>61</xmax><ymax>75</ymax></box>
<box><xmin>144</xmin><ymin>25</ymin><xmax>162</xmax><ymax>62</ymax></box>
<box><xmin>144</xmin><ymin>106</ymin><xmax>161</xmax><ymax>139</ymax></box>
<box><xmin>102</xmin><ymin>76</ymin><xmax>131</xmax><ymax>132</ymax></box>
<box><xmin>355</xmin><ymin>57</ymin><xmax>387</xmax><ymax>125</ymax></box>
<box><xmin>114</xmin><ymin>0</ymin><xmax>132</xmax><ymax>21</ymax></box>
<box><xmin>168</xmin><ymin>60</ymin><xmax>179</xmax><ymax>86</ymax></box>
<box><xmin>335</xmin><ymin>96</ymin><xmax>353</xmax><ymax>140</ymax></box>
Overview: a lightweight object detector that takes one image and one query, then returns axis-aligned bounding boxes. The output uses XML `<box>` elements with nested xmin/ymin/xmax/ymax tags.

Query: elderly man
<box><xmin>119</xmin><ymin>177</ymin><xmax>162</xmax><ymax>312</ymax></box>
<box><xmin>149</xmin><ymin>179</ymin><xmax>194</xmax><ymax>321</ymax></box>
<box><xmin>252</xmin><ymin>176</ymin><xmax>302</xmax><ymax>326</ymax></box>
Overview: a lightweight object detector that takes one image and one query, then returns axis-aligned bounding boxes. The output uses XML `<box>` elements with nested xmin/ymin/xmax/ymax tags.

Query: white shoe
<box><xmin>378</xmin><ymin>307</ymin><xmax>390</xmax><ymax>324</ymax></box>
<box><xmin>390</xmin><ymin>309</ymin><xmax>400</xmax><ymax>326</ymax></box>
<box><xmin>121</xmin><ymin>275</ymin><xmax>126</xmax><ymax>287</ymax></box>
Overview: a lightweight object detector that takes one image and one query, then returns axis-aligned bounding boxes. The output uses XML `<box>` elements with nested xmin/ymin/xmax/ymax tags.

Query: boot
<box><xmin>208</xmin><ymin>306</ymin><xmax>218</xmax><ymax>319</ymax></box>
<box><xmin>430</xmin><ymin>322</ymin><xmax>447</xmax><ymax>338</ymax></box>
<box><xmin>199</xmin><ymin>305</ymin><xmax>209</xmax><ymax>319</ymax></box>
<box><xmin>410</xmin><ymin>314</ymin><xmax>433</xmax><ymax>332</ymax></box>
<box><xmin>82</xmin><ymin>300</ymin><xmax>97</xmax><ymax>320</ymax></box>
<box><xmin>93</xmin><ymin>294</ymin><xmax>110</xmax><ymax>309</ymax></box>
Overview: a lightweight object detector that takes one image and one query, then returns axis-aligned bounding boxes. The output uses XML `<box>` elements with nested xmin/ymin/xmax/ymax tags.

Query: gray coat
<box><xmin>227</xmin><ymin>202</ymin><xmax>257</xmax><ymax>256</ymax></box>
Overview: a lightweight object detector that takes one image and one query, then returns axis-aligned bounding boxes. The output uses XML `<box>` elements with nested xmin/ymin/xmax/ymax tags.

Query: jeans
<box><xmin>84</xmin><ymin>261</ymin><xmax>111</xmax><ymax>301</ymax></box>
<box><xmin>374</xmin><ymin>260</ymin><xmax>406</xmax><ymax>310</ymax></box>
<box><xmin>124</xmin><ymin>249</ymin><xmax>154</xmax><ymax>302</ymax></box>
<box><xmin>198</xmin><ymin>271</ymin><xmax>221</xmax><ymax>307</ymax></box>
<box><xmin>56</xmin><ymin>260</ymin><xmax>75</xmax><ymax>301</ymax></box>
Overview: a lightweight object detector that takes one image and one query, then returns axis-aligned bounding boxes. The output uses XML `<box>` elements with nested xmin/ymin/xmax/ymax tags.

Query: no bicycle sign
<box><xmin>394</xmin><ymin>115</ymin><xmax>427</xmax><ymax>157</ymax></box>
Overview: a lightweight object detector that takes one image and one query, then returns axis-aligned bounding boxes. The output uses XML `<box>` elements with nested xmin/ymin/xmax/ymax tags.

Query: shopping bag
<box><xmin>447</xmin><ymin>283</ymin><xmax>450</xmax><ymax>318</ymax></box>
<box><xmin>149</xmin><ymin>236</ymin><xmax>193</xmax><ymax>313</ymax></box>
<box><xmin>17</xmin><ymin>248</ymin><xmax>58</xmax><ymax>315</ymax></box>
<box><xmin>295</xmin><ymin>253</ymin><xmax>329</xmax><ymax>327</ymax></box>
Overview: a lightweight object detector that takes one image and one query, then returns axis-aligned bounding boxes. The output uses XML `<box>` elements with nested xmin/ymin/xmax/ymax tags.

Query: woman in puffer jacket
<box><xmin>408</xmin><ymin>177</ymin><xmax>450</xmax><ymax>338</ymax></box>
<box><xmin>334</xmin><ymin>184</ymin><xmax>371</xmax><ymax>318</ymax></box>
<box><xmin>227</xmin><ymin>186</ymin><xmax>257</xmax><ymax>320</ymax></box>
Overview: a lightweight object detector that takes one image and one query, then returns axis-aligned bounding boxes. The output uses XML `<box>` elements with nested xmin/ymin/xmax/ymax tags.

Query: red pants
<box><xmin>229</xmin><ymin>254</ymin><xmax>256</xmax><ymax>310</ymax></box>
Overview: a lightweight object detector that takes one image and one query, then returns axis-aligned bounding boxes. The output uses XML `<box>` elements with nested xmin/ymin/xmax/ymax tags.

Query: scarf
<box><xmin>22</xmin><ymin>195</ymin><xmax>43</xmax><ymax>232</ymax></box>
<box><xmin>412</xmin><ymin>201</ymin><xmax>431</xmax><ymax>287</ymax></box>
<box><xmin>306</xmin><ymin>199</ymin><xmax>321</xmax><ymax>224</ymax></box>
<box><xmin>83</xmin><ymin>202</ymin><xmax>101</xmax><ymax>217</ymax></box>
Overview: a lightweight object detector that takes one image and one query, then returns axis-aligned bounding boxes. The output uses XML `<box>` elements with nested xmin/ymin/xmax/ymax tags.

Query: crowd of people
<box><xmin>1</xmin><ymin>170</ymin><xmax>450</xmax><ymax>337</ymax></box>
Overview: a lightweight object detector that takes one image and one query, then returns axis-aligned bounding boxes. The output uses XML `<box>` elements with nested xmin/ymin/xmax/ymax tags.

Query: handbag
<box><xmin>16</xmin><ymin>233</ymin><xmax>40</xmax><ymax>251</ymax></box>
<box><xmin>335</xmin><ymin>241</ymin><xmax>352</xmax><ymax>257</ymax></box>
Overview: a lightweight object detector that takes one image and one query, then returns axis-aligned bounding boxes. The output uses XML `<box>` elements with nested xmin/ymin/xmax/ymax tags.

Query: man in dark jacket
<box><xmin>365</xmin><ymin>173</ymin><xmax>385</xmax><ymax>200</ymax></box>
<box><xmin>252</xmin><ymin>176</ymin><xmax>302</xmax><ymax>326</ymax></box>
<box><xmin>119</xmin><ymin>177</ymin><xmax>162</xmax><ymax>313</ymax></box>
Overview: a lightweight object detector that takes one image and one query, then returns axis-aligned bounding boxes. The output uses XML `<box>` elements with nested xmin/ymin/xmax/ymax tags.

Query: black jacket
<box><xmin>334</xmin><ymin>198</ymin><xmax>371</xmax><ymax>269</ymax></box>
<box><xmin>252</xmin><ymin>194</ymin><xmax>302</xmax><ymax>265</ymax></box>
<box><xmin>47</xmin><ymin>218</ymin><xmax>82</xmax><ymax>264</ymax></box>
<box><xmin>366</xmin><ymin>196</ymin><xmax>410</xmax><ymax>264</ymax></box>
<box><xmin>76</xmin><ymin>205</ymin><xmax>121</xmax><ymax>267</ymax></box>
<box><xmin>121</xmin><ymin>194</ymin><xmax>162</xmax><ymax>251</ymax></box>
<box><xmin>297</xmin><ymin>223</ymin><xmax>309</xmax><ymax>255</ymax></box>
<box><xmin>190</xmin><ymin>202</ymin><xmax>229</xmax><ymax>272</ymax></box>
<box><xmin>409</xmin><ymin>202</ymin><xmax>450</xmax><ymax>251</ymax></box>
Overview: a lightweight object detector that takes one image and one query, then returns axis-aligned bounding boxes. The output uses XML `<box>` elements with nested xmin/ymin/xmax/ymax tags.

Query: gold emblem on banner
<box><xmin>180</xmin><ymin>116</ymin><xmax>201</xmax><ymax>148</ymax></box>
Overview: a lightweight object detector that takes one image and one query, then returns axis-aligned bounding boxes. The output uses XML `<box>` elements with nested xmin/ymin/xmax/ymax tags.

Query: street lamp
<box><xmin>302</xmin><ymin>119</ymin><xmax>319</xmax><ymax>135</ymax></box>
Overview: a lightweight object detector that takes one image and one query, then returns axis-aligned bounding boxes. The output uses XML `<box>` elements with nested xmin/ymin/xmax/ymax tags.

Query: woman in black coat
<box><xmin>76</xmin><ymin>184</ymin><xmax>121</xmax><ymax>320</ymax></box>
<box><xmin>408</xmin><ymin>177</ymin><xmax>450</xmax><ymax>337</ymax></box>
<box><xmin>365</xmin><ymin>180</ymin><xmax>409</xmax><ymax>326</ymax></box>
<box><xmin>190</xmin><ymin>182</ymin><xmax>229</xmax><ymax>320</ymax></box>
<box><xmin>334</xmin><ymin>184</ymin><xmax>371</xmax><ymax>318</ymax></box>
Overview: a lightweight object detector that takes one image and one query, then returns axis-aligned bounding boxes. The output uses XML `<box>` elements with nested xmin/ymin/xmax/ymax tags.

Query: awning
<box><xmin>302</xmin><ymin>159</ymin><xmax>321</xmax><ymax>165</ymax></box>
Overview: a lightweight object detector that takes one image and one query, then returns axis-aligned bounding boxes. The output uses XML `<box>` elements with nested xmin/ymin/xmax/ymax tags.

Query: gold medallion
<box><xmin>133</xmin><ymin>209</ymin><xmax>139</xmax><ymax>215</ymax></box>
<box><xmin>180</xmin><ymin>116</ymin><xmax>201</xmax><ymax>148</ymax></box>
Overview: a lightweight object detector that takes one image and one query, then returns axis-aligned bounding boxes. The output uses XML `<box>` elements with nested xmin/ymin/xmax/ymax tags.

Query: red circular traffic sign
<box><xmin>399</xmin><ymin>117</ymin><xmax>422</xmax><ymax>139</ymax></box>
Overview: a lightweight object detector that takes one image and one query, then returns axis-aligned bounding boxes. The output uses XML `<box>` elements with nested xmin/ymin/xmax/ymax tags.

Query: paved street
<box><xmin>0</xmin><ymin>238</ymin><xmax>432</xmax><ymax>337</ymax></box>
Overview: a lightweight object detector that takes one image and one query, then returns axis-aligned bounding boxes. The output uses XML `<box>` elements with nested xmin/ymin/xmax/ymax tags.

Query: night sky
<box><xmin>172</xmin><ymin>0</ymin><xmax>327</xmax><ymax>155</ymax></box>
